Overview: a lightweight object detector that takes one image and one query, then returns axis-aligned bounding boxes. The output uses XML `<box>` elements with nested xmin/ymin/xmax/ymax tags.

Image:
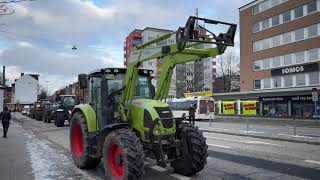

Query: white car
<box><xmin>22</xmin><ymin>105</ymin><xmax>30</xmax><ymax>116</ymax></box>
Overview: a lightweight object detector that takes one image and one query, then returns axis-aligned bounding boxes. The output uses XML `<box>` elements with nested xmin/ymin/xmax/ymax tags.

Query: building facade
<box><xmin>124</xmin><ymin>27</ymin><xmax>216</xmax><ymax>98</ymax></box>
<box><xmin>14</xmin><ymin>73</ymin><xmax>39</xmax><ymax>104</ymax></box>
<box><xmin>237</xmin><ymin>0</ymin><xmax>320</xmax><ymax>117</ymax></box>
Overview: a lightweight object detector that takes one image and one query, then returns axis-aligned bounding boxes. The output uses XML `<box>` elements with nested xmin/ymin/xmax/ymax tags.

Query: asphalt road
<box><xmin>2</xmin><ymin>113</ymin><xmax>320</xmax><ymax>180</ymax></box>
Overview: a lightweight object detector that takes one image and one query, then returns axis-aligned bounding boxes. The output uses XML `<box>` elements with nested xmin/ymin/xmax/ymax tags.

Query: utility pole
<box><xmin>2</xmin><ymin>66</ymin><xmax>5</xmax><ymax>88</ymax></box>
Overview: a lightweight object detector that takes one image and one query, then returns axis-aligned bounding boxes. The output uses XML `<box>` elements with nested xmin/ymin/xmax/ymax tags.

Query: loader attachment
<box><xmin>176</xmin><ymin>16</ymin><xmax>237</xmax><ymax>50</ymax></box>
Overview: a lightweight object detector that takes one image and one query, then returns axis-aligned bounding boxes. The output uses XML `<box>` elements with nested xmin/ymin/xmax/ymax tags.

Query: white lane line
<box><xmin>170</xmin><ymin>173</ymin><xmax>191</xmax><ymax>180</ymax></box>
<box><xmin>207</xmin><ymin>143</ymin><xmax>231</xmax><ymax>149</ymax></box>
<box><xmin>205</xmin><ymin>134</ymin><xmax>281</xmax><ymax>146</ymax></box>
<box><xmin>150</xmin><ymin>165</ymin><xmax>168</xmax><ymax>172</ymax></box>
<box><xmin>207</xmin><ymin>157</ymin><xmax>212</xmax><ymax>160</ymax></box>
<box><xmin>305</xmin><ymin>160</ymin><xmax>320</xmax><ymax>165</ymax></box>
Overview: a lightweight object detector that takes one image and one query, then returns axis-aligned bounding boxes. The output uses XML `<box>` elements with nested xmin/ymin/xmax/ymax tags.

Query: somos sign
<box><xmin>271</xmin><ymin>63</ymin><xmax>318</xmax><ymax>76</ymax></box>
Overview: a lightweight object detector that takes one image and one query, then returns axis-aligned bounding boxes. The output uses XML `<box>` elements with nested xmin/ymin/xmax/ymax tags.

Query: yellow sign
<box><xmin>243</xmin><ymin>101</ymin><xmax>257</xmax><ymax>115</ymax></box>
<box><xmin>223</xmin><ymin>102</ymin><xmax>234</xmax><ymax>114</ymax></box>
<box><xmin>184</xmin><ymin>91</ymin><xmax>213</xmax><ymax>97</ymax></box>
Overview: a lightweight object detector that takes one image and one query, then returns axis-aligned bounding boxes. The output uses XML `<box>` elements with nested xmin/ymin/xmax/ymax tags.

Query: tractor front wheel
<box><xmin>103</xmin><ymin>128</ymin><xmax>145</xmax><ymax>180</ymax></box>
<box><xmin>70</xmin><ymin>112</ymin><xmax>100</xmax><ymax>168</ymax></box>
<box><xmin>172</xmin><ymin>123</ymin><xmax>208</xmax><ymax>176</ymax></box>
<box><xmin>56</xmin><ymin>112</ymin><xmax>65</xmax><ymax>127</ymax></box>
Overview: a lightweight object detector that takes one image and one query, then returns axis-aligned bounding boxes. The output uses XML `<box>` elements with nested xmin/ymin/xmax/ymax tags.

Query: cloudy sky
<box><xmin>0</xmin><ymin>0</ymin><xmax>251</xmax><ymax>94</ymax></box>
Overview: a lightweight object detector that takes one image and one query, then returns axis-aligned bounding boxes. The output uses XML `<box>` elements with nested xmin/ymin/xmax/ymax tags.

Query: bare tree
<box><xmin>0</xmin><ymin>0</ymin><xmax>35</xmax><ymax>16</ymax></box>
<box><xmin>216</xmin><ymin>50</ymin><xmax>240</xmax><ymax>92</ymax></box>
<box><xmin>38</xmin><ymin>86</ymin><xmax>48</xmax><ymax>99</ymax></box>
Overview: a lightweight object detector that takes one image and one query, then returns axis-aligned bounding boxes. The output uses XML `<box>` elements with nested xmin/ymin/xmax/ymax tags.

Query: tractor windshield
<box><xmin>63</xmin><ymin>96</ymin><xmax>77</xmax><ymax>106</ymax></box>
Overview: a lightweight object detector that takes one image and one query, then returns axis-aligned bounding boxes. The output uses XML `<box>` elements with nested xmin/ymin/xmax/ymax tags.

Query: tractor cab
<box><xmin>79</xmin><ymin>68</ymin><xmax>155</xmax><ymax>130</ymax></box>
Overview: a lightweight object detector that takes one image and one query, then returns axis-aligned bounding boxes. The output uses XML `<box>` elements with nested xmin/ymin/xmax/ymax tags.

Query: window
<box><xmin>283</xmin><ymin>54</ymin><xmax>292</xmax><ymax>65</ymax></box>
<box><xmin>307</xmin><ymin>24</ymin><xmax>318</xmax><ymax>38</ymax></box>
<box><xmin>284</xmin><ymin>75</ymin><xmax>293</xmax><ymax>87</ymax></box>
<box><xmin>307</xmin><ymin>1</ymin><xmax>317</xmax><ymax>14</ymax></box>
<box><xmin>262</xmin><ymin>19</ymin><xmax>270</xmax><ymax>30</ymax></box>
<box><xmin>294</xmin><ymin>28</ymin><xmax>304</xmax><ymax>41</ymax></box>
<box><xmin>264</xmin><ymin>78</ymin><xmax>271</xmax><ymax>89</ymax></box>
<box><xmin>294</xmin><ymin>6</ymin><xmax>303</xmax><ymax>18</ymax></box>
<box><xmin>271</xmin><ymin>0</ymin><xmax>280</xmax><ymax>6</ymax></box>
<box><xmin>252</xmin><ymin>4</ymin><xmax>259</xmax><ymax>14</ymax></box>
<box><xmin>309</xmin><ymin>72</ymin><xmax>320</xmax><ymax>85</ymax></box>
<box><xmin>296</xmin><ymin>74</ymin><xmax>306</xmax><ymax>86</ymax></box>
<box><xmin>272</xmin><ymin>35</ymin><xmax>281</xmax><ymax>47</ymax></box>
<box><xmin>254</xmin><ymin>60</ymin><xmax>262</xmax><ymax>70</ymax></box>
<box><xmin>308</xmin><ymin>49</ymin><xmax>319</xmax><ymax>62</ymax></box>
<box><xmin>263</xmin><ymin>59</ymin><xmax>270</xmax><ymax>69</ymax></box>
<box><xmin>254</xmin><ymin>80</ymin><xmax>261</xmax><ymax>90</ymax></box>
<box><xmin>282</xmin><ymin>11</ymin><xmax>291</xmax><ymax>22</ymax></box>
<box><xmin>283</xmin><ymin>32</ymin><xmax>292</xmax><ymax>44</ymax></box>
<box><xmin>253</xmin><ymin>22</ymin><xmax>260</xmax><ymax>32</ymax></box>
<box><xmin>295</xmin><ymin>51</ymin><xmax>305</xmax><ymax>64</ymax></box>
<box><xmin>272</xmin><ymin>15</ymin><xmax>280</xmax><ymax>26</ymax></box>
<box><xmin>273</xmin><ymin>76</ymin><xmax>281</xmax><ymax>88</ymax></box>
<box><xmin>262</xmin><ymin>39</ymin><xmax>270</xmax><ymax>49</ymax></box>
<box><xmin>272</xmin><ymin>56</ymin><xmax>281</xmax><ymax>67</ymax></box>
<box><xmin>253</xmin><ymin>41</ymin><xmax>261</xmax><ymax>52</ymax></box>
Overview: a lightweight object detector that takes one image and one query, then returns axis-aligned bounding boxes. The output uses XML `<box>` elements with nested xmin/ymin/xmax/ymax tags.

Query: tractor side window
<box><xmin>136</xmin><ymin>76</ymin><xmax>151</xmax><ymax>98</ymax></box>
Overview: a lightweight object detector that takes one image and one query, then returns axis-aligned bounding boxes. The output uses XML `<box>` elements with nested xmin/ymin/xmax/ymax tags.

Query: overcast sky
<box><xmin>0</xmin><ymin>0</ymin><xmax>251</xmax><ymax>94</ymax></box>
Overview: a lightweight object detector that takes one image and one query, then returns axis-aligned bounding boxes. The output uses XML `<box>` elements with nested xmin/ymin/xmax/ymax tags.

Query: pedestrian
<box><xmin>1</xmin><ymin>107</ymin><xmax>11</xmax><ymax>138</ymax></box>
<box><xmin>189</xmin><ymin>103</ymin><xmax>195</xmax><ymax>125</ymax></box>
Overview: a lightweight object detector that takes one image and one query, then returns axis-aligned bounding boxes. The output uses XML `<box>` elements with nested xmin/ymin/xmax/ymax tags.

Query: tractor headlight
<box><xmin>68</xmin><ymin>110</ymin><xmax>72</xmax><ymax>114</ymax></box>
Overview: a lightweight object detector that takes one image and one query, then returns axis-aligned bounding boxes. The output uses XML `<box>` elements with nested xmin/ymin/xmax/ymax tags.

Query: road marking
<box><xmin>207</xmin><ymin>157</ymin><xmax>212</xmax><ymax>160</ymax></box>
<box><xmin>205</xmin><ymin>135</ymin><xmax>281</xmax><ymax>146</ymax></box>
<box><xmin>170</xmin><ymin>173</ymin><xmax>191</xmax><ymax>180</ymax></box>
<box><xmin>305</xmin><ymin>160</ymin><xmax>320</xmax><ymax>165</ymax></box>
<box><xmin>207</xmin><ymin>143</ymin><xmax>231</xmax><ymax>149</ymax></box>
<box><xmin>150</xmin><ymin>165</ymin><xmax>168</xmax><ymax>172</ymax></box>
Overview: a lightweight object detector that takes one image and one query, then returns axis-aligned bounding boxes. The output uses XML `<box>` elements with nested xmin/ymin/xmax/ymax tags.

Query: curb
<box><xmin>201</xmin><ymin>129</ymin><xmax>320</xmax><ymax>145</ymax></box>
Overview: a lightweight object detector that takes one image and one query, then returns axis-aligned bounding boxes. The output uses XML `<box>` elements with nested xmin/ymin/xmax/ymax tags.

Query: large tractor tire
<box><xmin>172</xmin><ymin>123</ymin><xmax>208</xmax><ymax>176</ymax></box>
<box><xmin>103</xmin><ymin>128</ymin><xmax>145</xmax><ymax>180</ymax></box>
<box><xmin>56</xmin><ymin>112</ymin><xmax>65</xmax><ymax>127</ymax></box>
<box><xmin>70</xmin><ymin>112</ymin><xmax>100</xmax><ymax>169</ymax></box>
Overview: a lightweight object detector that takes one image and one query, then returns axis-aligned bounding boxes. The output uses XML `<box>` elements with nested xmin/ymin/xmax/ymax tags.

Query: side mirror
<box><xmin>78</xmin><ymin>74</ymin><xmax>88</xmax><ymax>89</ymax></box>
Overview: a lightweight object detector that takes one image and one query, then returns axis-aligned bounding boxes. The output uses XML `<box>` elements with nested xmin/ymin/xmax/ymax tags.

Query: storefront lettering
<box><xmin>281</xmin><ymin>66</ymin><xmax>304</xmax><ymax>75</ymax></box>
<box><xmin>262</xmin><ymin>97</ymin><xmax>284</xmax><ymax>101</ymax></box>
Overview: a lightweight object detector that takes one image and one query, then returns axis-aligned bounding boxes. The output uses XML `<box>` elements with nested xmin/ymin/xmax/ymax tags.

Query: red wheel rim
<box><xmin>108</xmin><ymin>144</ymin><xmax>124</xmax><ymax>179</ymax></box>
<box><xmin>72</xmin><ymin>123</ymin><xmax>83</xmax><ymax>158</ymax></box>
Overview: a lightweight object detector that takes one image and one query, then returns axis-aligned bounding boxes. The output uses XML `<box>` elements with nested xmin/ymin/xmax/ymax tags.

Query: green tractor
<box><xmin>55</xmin><ymin>95</ymin><xmax>78</xmax><ymax>127</ymax></box>
<box><xmin>70</xmin><ymin>16</ymin><xmax>236</xmax><ymax>179</ymax></box>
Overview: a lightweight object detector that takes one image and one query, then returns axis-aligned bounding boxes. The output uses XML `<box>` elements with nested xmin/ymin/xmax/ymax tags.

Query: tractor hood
<box><xmin>131</xmin><ymin>99</ymin><xmax>173</xmax><ymax>119</ymax></box>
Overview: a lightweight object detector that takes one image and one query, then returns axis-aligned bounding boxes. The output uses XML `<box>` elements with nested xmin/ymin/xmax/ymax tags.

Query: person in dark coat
<box><xmin>1</xmin><ymin>107</ymin><xmax>11</xmax><ymax>138</ymax></box>
<box><xmin>188</xmin><ymin>103</ymin><xmax>196</xmax><ymax>125</ymax></box>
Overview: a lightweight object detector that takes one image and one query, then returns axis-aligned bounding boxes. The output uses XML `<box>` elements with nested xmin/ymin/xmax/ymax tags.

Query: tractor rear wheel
<box><xmin>172</xmin><ymin>123</ymin><xmax>208</xmax><ymax>176</ymax></box>
<box><xmin>56</xmin><ymin>112</ymin><xmax>65</xmax><ymax>127</ymax></box>
<box><xmin>103</xmin><ymin>128</ymin><xmax>144</xmax><ymax>180</ymax></box>
<box><xmin>70</xmin><ymin>112</ymin><xmax>100</xmax><ymax>169</ymax></box>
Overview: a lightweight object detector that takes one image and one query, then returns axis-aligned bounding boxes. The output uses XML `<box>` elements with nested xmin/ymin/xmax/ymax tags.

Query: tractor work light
<box><xmin>105</xmin><ymin>69</ymin><xmax>111</xmax><ymax>73</ymax></box>
<box><xmin>114</xmin><ymin>69</ymin><xmax>119</xmax><ymax>73</ymax></box>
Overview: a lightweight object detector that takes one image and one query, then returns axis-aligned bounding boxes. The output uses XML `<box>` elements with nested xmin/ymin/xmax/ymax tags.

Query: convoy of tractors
<box><xmin>20</xmin><ymin>16</ymin><xmax>236</xmax><ymax>179</ymax></box>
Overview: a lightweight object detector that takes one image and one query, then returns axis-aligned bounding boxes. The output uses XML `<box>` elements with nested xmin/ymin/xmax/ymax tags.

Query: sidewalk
<box><xmin>196</xmin><ymin>120</ymin><xmax>320</xmax><ymax>145</ymax></box>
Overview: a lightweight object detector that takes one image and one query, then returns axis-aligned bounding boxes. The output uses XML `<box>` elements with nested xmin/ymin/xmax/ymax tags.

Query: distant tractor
<box><xmin>42</xmin><ymin>103</ymin><xmax>58</xmax><ymax>123</ymax></box>
<box><xmin>70</xmin><ymin>16</ymin><xmax>236</xmax><ymax>179</ymax></box>
<box><xmin>35</xmin><ymin>99</ymin><xmax>51</xmax><ymax>121</ymax></box>
<box><xmin>54</xmin><ymin>95</ymin><xmax>78</xmax><ymax>127</ymax></box>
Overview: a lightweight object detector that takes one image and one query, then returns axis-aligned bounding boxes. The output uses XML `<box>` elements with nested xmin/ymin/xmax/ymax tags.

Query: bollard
<box><xmin>209</xmin><ymin>115</ymin><xmax>212</xmax><ymax>127</ymax></box>
<box><xmin>293</xmin><ymin>115</ymin><xmax>296</xmax><ymax>136</ymax></box>
<box><xmin>246</xmin><ymin>117</ymin><xmax>249</xmax><ymax>134</ymax></box>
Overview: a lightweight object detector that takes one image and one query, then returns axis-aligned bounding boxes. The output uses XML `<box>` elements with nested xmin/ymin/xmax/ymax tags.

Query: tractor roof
<box><xmin>88</xmin><ymin>68</ymin><xmax>153</xmax><ymax>77</ymax></box>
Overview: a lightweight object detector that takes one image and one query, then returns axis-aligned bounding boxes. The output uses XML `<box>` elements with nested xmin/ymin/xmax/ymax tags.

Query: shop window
<box><xmin>294</xmin><ymin>6</ymin><xmax>303</xmax><ymax>18</ymax></box>
<box><xmin>283</xmin><ymin>54</ymin><xmax>293</xmax><ymax>65</ymax></box>
<box><xmin>272</xmin><ymin>56</ymin><xmax>281</xmax><ymax>67</ymax></box>
<box><xmin>284</xmin><ymin>75</ymin><xmax>293</xmax><ymax>87</ymax></box>
<box><xmin>308</xmin><ymin>48</ymin><xmax>319</xmax><ymax>62</ymax></box>
<box><xmin>307</xmin><ymin>1</ymin><xmax>317</xmax><ymax>14</ymax></box>
<box><xmin>254</xmin><ymin>80</ymin><xmax>261</xmax><ymax>90</ymax></box>
<box><xmin>254</xmin><ymin>60</ymin><xmax>262</xmax><ymax>70</ymax></box>
<box><xmin>272</xmin><ymin>35</ymin><xmax>281</xmax><ymax>47</ymax></box>
<box><xmin>309</xmin><ymin>72</ymin><xmax>319</xmax><ymax>85</ymax></box>
<box><xmin>282</xmin><ymin>11</ymin><xmax>291</xmax><ymax>23</ymax></box>
<box><xmin>263</xmin><ymin>78</ymin><xmax>271</xmax><ymax>89</ymax></box>
<box><xmin>262</xmin><ymin>19</ymin><xmax>270</xmax><ymax>30</ymax></box>
<box><xmin>282</xmin><ymin>32</ymin><xmax>292</xmax><ymax>44</ymax></box>
<box><xmin>272</xmin><ymin>15</ymin><xmax>280</xmax><ymax>26</ymax></box>
<box><xmin>296</xmin><ymin>74</ymin><xmax>306</xmax><ymax>86</ymax></box>
<box><xmin>307</xmin><ymin>24</ymin><xmax>318</xmax><ymax>38</ymax></box>
<box><xmin>273</xmin><ymin>76</ymin><xmax>281</xmax><ymax>88</ymax></box>
<box><xmin>263</xmin><ymin>59</ymin><xmax>270</xmax><ymax>69</ymax></box>
<box><xmin>294</xmin><ymin>28</ymin><xmax>304</xmax><ymax>41</ymax></box>
<box><xmin>252</xmin><ymin>22</ymin><xmax>260</xmax><ymax>32</ymax></box>
<box><xmin>295</xmin><ymin>51</ymin><xmax>305</xmax><ymax>64</ymax></box>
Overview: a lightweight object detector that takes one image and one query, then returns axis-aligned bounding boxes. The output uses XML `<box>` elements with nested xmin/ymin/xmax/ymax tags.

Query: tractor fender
<box><xmin>72</xmin><ymin>104</ymin><xmax>98</xmax><ymax>133</ymax></box>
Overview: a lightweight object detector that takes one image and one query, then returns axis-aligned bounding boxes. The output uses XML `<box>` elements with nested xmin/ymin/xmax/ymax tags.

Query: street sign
<box><xmin>312</xmin><ymin>88</ymin><xmax>318</xmax><ymax>102</ymax></box>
